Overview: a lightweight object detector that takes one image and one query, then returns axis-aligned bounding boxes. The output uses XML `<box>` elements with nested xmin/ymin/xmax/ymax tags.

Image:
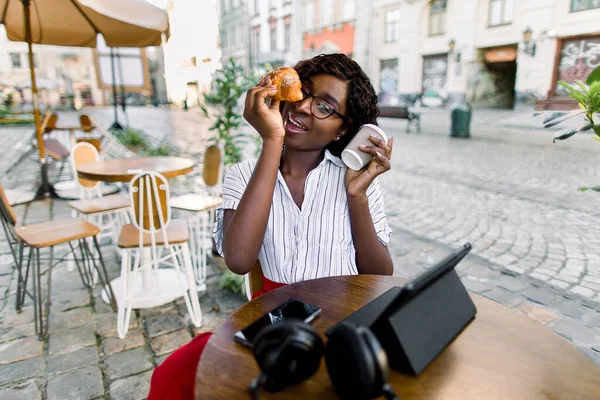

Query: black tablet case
<box><xmin>329</xmin><ymin>270</ymin><xmax>476</xmax><ymax>375</ymax></box>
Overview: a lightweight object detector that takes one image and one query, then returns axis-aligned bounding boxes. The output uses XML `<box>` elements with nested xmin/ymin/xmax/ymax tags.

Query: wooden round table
<box><xmin>195</xmin><ymin>275</ymin><xmax>600</xmax><ymax>399</ymax></box>
<box><xmin>76</xmin><ymin>156</ymin><xmax>194</xmax><ymax>183</ymax></box>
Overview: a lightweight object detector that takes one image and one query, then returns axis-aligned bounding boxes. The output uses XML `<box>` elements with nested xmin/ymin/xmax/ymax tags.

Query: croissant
<box><xmin>262</xmin><ymin>67</ymin><xmax>303</xmax><ymax>102</ymax></box>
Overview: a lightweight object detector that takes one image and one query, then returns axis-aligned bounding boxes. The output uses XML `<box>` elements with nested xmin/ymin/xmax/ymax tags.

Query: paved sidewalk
<box><xmin>0</xmin><ymin>199</ymin><xmax>245</xmax><ymax>400</ymax></box>
<box><xmin>1</xmin><ymin>106</ymin><xmax>599</xmax><ymax>399</ymax></box>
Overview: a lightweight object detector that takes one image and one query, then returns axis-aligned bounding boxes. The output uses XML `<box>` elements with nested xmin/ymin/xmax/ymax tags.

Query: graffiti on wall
<box><xmin>379</xmin><ymin>58</ymin><xmax>399</xmax><ymax>105</ymax></box>
<box><xmin>422</xmin><ymin>55</ymin><xmax>447</xmax><ymax>106</ymax></box>
<box><xmin>555</xmin><ymin>36</ymin><xmax>600</xmax><ymax>95</ymax></box>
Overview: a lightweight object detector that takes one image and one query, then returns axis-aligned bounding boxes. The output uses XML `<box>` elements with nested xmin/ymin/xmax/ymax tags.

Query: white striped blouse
<box><xmin>213</xmin><ymin>150</ymin><xmax>392</xmax><ymax>284</ymax></box>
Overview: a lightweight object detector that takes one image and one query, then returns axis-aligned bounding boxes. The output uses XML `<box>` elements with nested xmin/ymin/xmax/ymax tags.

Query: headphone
<box><xmin>249</xmin><ymin>320</ymin><xmax>400</xmax><ymax>400</ymax></box>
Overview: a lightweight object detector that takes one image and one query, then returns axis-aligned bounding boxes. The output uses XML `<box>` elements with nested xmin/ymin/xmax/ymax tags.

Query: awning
<box><xmin>485</xmin><ymin>46</ymin><xmax>518</xmax><ymax>63</ymax></box>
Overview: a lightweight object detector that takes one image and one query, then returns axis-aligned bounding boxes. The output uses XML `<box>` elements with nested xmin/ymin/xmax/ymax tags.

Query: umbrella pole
<box><xmin>109</xmin><ymin>48</ymin><xmax>123</xmax><ymax>131</ymax></box>
<box><xmin>22</xmin><ymin>0</ymin><xmax>57</xmax><ymax>199</ymax></box>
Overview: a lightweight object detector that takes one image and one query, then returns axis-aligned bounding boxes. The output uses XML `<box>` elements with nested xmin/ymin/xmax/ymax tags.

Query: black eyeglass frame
<box><xmin>299</xmin><ymin>87</ymin><xmax>346</xmax><ymax>120</ymax></box>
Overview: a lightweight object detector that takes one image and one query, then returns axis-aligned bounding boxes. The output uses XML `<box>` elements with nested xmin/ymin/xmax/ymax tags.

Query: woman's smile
<box><xmin>284</xmin><ymin>112</ymin><xmax>310</xmax><ymax>135</ymax></box>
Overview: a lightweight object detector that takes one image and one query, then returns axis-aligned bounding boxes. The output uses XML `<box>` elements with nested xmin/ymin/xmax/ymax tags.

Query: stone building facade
<box><xmin>353</xmin><ymin>0</ymin><xmax>600</xmax><ymax>109</ymax></box>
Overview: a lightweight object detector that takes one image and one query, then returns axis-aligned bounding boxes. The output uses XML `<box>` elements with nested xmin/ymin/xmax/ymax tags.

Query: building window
<box><xmin>221</xmin><ymin>30</ymin><xmax>228</xmax><ymax>49</ymax></box>
<box><xmin>270</xmin><ymin>26</ymin><xmax>277</xmax><ymax>51</ymax></box>
<box><xmin>384</xmin><ymin>9</ymin><xmax>400</xmax><ymax>43</ymax></box>
<box><xmin>428</xmin><ymin>0</ymin><xmax>447</xmax><ymax>36</ymax></box>
<box><xmin>270</xmin><ymin>0</ymin><xmax>276</xmax><ymax>11</ymax></box>
<box><xmin>254</xmin><ymin>0</ymin><xmax>260</xmax><ymax>14</ymax></box>
<box><xmin>321</xmin><ymin>0</ymin><xmax>334</xmax><ymax>26</ymax></box>
<box><xmin>489</xmin><ymin>0</ymin><xmax>513</xmax><ymax>26</ymax></box>
<box><xmin>284</xmin><ymin>18</ymin><xmax>291</xmax><ymax>51</ymax></box>
<box><xmin>379</xmin><ymin>58</ymin><xmax>399</xmax><ymax>105</ymax></box>
<box><xmin>10</xmin><ymin>53</ymin><xmax>22</xmax><ymax>68</ymax></box>
<box><xmin>571</xmin><ymin>0</ymin><xmax>600</xmax><ymax>11</ymax></box>
<box><xmin>343</xmin><ymin>0</ymin><xmax>355</xmax><ymax>20</ymax></box>
<box><xmin>304</xmin><ymin>2</ymin><xmax>314</xmax><ymax>30</ymax></box>
<box><xmin>252</xmin><ymin>26</ymin><xmax>261</xmax><ymax>58</ymax></box>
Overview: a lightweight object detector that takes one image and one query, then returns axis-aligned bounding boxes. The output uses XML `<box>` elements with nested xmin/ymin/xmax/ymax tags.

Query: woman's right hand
<box><xmin>243</xmin><ymin>78</ymin><xmax>285</xmax><ymax>141</ymax></box>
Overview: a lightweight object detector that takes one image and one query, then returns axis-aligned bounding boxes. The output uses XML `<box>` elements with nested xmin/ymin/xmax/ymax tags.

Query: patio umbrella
<box><xmin>0</xmin><ymin>0</ymin><xmax>169</xmax><ymax>198</ymax></box>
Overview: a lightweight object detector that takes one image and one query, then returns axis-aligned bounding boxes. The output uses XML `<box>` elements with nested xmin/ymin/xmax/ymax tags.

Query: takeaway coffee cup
<box><xmin>341</xmin><ymin>124</ymin><xmax>388</xmax><ymax>170</ymax></box>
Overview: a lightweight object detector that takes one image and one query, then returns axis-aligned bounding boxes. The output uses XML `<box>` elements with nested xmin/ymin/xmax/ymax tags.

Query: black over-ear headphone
<box><xmin>250</xmin><ymin>320</ymin><xmax>400</xmax><ymax>400</ymax></box>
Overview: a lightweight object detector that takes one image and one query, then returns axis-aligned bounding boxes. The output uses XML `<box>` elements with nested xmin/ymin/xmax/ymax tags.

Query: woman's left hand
<box><xmin>345</xmin><ymin>136</ymin><xmax>394</xmax><ymax>198</ymax></box>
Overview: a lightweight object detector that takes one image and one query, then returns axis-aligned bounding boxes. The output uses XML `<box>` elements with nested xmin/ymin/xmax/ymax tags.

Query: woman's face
<box><xmin>281</xmin><ymin>74</ymin><xmax>348</xmax><ymax>152</ymax></box>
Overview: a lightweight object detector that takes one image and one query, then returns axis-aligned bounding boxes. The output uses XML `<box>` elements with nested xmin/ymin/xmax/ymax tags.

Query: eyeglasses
<box><xmin>300</xmin><ymin>86</ymin><xmax>345</xmax><ymax>120</ymax></box>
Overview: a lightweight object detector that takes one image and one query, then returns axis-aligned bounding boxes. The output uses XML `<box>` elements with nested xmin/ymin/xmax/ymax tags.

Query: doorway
<box><xmin>471</xmin><ymin>46</ymin><xmax>517</xmax><ymax>109</ymax></box>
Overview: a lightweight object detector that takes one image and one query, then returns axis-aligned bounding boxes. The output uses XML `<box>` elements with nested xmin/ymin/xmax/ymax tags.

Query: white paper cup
<box><xmin>341</xmin><ymin>124</ymin><xmax>388</xmax><ymax>170</ymax></box>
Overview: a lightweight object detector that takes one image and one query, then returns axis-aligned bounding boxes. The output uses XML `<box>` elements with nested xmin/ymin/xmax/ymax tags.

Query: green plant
<box><xmin>542</xmin><ymin>66</ymin><xmax>600</xmax><ymax>142</ymax></box>
<box><xmin>541</xmin><ymin>66</ymin><xmax>600</xmax><ymax>192</ymax></box>
<box><xmin>0</xmin><ymin>118</ymin><xmax>34</xmax><ymax>125</ymax></box>
<box><xmin>144</xmin><ymin>143</ymin><xmax>173</xmax><ymax>156</ymax></box>
<box><xmin>3</xmin><ymin>92</ymin><xmax>14</xmax><ymax>109</ymax></box>
<box><xmin>201</xmin><ymin>57</ymin><xmax>258</xmax><ymax>166</ymax></box>
<box><xmin>112</xmin><ymin>128</ymin><xmax>149</xmax><ymax>149</ymax></box>
<box><xmin>217</xmin><ymin>269</ymin><xmax>246</xmax><ymax>296</ymax></box>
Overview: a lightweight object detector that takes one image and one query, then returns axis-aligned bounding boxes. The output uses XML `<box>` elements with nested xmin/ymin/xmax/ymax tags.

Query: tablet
<box><xmin>326</xmin><ymin>242</ymin><xmax>472</xmax><ymax>335</ymax></box>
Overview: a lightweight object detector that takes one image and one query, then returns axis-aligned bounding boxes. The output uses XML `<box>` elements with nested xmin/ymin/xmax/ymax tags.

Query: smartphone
<box><xmin>233</xmin><ymin>298</ymin><xmax>321</xmax><ymax>348</ymax></box>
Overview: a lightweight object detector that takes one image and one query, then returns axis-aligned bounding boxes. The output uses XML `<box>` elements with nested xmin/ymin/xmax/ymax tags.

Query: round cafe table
<box><xmin>77</xmin><ymin>156</ymin><xmax>195</xmax><ymax>308</ymax></box>
<box><xmin>76</xmin><ymin>156</ymin><xmax>194</xmax><ymax>183</ymax></box>
<box><xmin>195</xmin><ymin>275</ymin><xmax>600</xmax><ymax>399</ymax></box>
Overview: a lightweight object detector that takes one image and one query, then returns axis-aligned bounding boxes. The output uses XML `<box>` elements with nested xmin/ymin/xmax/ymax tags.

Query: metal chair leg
<box><xmin>34</xmin><ymin>248</ymin><xmax>45</xmax><ymax>340</ymax></box>
<box><xmin>80</xmin><ymin>239</ymin><xmax>95</xmax><ymax>287</ymax></box>
<box><xmin>68</xmin><ymin>241</ymin><xmax>90</xmax><ymax>288</ymax></box>
<box><xmin>15</xmin><ymin>243</ymin><xmax>25</xmax><ymax>311</ymax></box>
<box><xmin>44</xmin><ymin>246</ymin><xmax>53</xmax><ymax>337</ymax></box>
<box><xmin>90</xmin><ymin>236</ymin><xmax>117</xmax><ymax>312</ymax></box>
<box><xmin>29</xmin><ymin>247</ymin><xmax>39</xmax><ymax>337</ymax></box>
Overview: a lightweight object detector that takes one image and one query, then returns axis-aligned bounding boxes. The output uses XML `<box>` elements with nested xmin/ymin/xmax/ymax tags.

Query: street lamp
<box><xmin>448</xmin><ymin>39</ymin><xmax>461</xmax><ymax>63</ymax></box>
<box><xmin>522</xmin><ymin>27</ymin><xmax>536</xmax><ymax>57</ymax></box>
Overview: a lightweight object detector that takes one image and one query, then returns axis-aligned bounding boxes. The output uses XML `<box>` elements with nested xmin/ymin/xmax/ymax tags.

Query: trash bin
<box><xmin>450</xmin><ymin>101</ymin><xmax>471</xmax><ymax>138</ymax></box>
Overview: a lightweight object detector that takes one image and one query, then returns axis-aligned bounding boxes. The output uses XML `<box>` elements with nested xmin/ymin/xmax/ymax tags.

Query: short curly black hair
<box><xmin>292</xmin><ymin>53</ymin><xmax>380</xmax><ymax>157</ymax></box>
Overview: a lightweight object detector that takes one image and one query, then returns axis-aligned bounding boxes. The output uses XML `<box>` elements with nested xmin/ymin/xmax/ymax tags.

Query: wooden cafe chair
<box><xmin>115</xmin><ymin>172</ymin><xmax>202</xmax><ymax>338</ymax></box>
<box><xmin>0</xmin><ymin>185</ymin><xmax>116</xmax><ymax>340</ymax></box>
<box><xmin>245</xmin><ymin>260</ymin><xmax>264</xmax><ymax>301</ymax></box>
<box><xmin>170</xmin><ymin>144</ymin><xmax>223</xmax><ymax>291</ymax></box>
<box><xmin>76</xmin><ymin>114</ymin><xmax>102</xmax><ymax>152</ymax></box>
<box><xmin>38</xmin><ymin>111</ymin><xmax>70</xmax><ymax>162</ymax></box>
<box><xmin>67</xmin><ymin>143</ymin><xmax>131</xmax><ymax>246</ymax></box>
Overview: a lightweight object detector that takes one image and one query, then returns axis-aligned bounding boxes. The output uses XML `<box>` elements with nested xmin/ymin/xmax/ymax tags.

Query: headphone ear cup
<box><xmin>355</xmin><ymin>325</ymin><xmax>390</xmax><ymax>390</ymax></box>
<box><xmin>253</xmin><ymin>320</ymin><xmax>324</xmax><ymax>392</ymax></box>
<box><xmin>325</xmin><ymin>322</ymin><xmax>390</xmax><ymax>400</ymax></box>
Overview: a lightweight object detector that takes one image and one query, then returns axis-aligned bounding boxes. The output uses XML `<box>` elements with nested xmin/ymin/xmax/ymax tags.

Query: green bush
<box><xmin>0</xmin><ymin>118</ymin><xmax>34</xmax><ymax>125</ymax></box>
<box><xmin>540</xmin><ymin>66</ymin><xmax>600</xmax><ymax>192</ymax></box>
<box><xmin>3</xmin><ymin>92</ymin><xmax>14</xmax><ymax>109</ymax></box>
<box><xmin>112</xmin><ymin>128</ymin><xmax>148</xmax><ymax>149</ymax></box>
<box><xmin>202</xmin><ymin>57</ymin><xmax>258</xmax><ymax>167</ymax></box>
<box><xmin>542</xmin><ymin>65</ymin><xmax>600</xmax><ymax>142</ymax></box>
<box><xmin>144</xmin><ymin>143</ymin><xmax>173</xmax><ymax>156</ymax></box>
<box><xmin>217</xmin><ymin>270</ymin><xmax>245</xmax><ymax>296</ymax></box>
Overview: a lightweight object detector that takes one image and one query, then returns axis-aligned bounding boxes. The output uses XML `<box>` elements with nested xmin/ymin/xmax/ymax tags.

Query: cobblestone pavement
<box><xmin>378</xmin><ymin>116</ymin><xmax>600</xmax><ymax>364</ymax></box>
<box><xmin>1</xmin><ymin>106</ymin><xmax>599</xmax><ymax>399</ymax></box>
<box><xmin>0</xmin><ymin>199</ymin><xmax>246</xmax><ymax>400</ymax></box>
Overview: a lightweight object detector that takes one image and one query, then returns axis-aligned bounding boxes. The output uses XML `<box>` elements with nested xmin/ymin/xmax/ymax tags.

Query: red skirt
<box><xmin>147</xmin><ymin>275</ymin><xmax>286</xmax><ymax>399</ymax></box>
